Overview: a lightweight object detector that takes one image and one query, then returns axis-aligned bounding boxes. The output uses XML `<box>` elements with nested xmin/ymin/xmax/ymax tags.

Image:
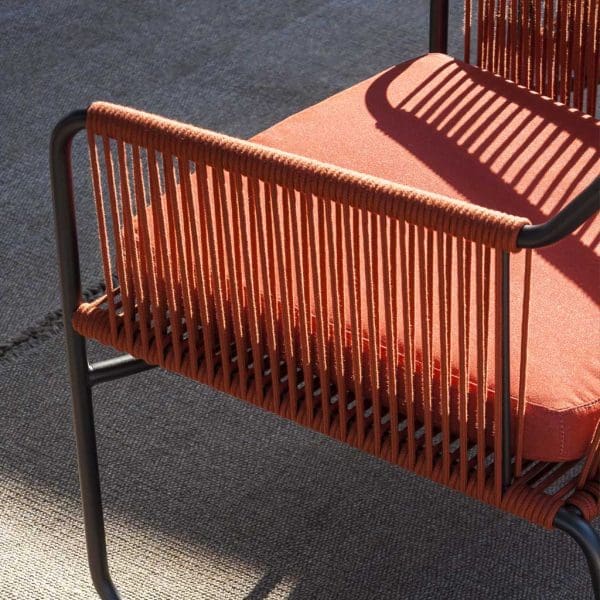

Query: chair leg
<box><xmin>554</xmin><ymin>506</ymin><xmax>600</xmax><ymax>599</ymax></box>
<box><xmin>51</xmin><ymin>109</ymin><xmax>119</xmax><ymax>599</ymax></box>
<box><xmin>66</xmin><ymin>327</ymin><xmax>121</xmax><ymax>600</ymax></box>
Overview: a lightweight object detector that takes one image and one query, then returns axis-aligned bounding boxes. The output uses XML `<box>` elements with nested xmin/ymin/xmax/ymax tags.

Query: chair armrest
<box><xmin>87</xmin><ymin>101</ymin><xmax>530</xmax><ymax>252</ymax></box>
<box><xmin>517</xmin><ymin>177</ymin><xmax>600</xmax><ymax>248</ymax></box>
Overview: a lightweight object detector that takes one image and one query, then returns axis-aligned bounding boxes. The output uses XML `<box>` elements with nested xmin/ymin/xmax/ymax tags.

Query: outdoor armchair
<box><xmin>51</xmin><ymin>1</ymin><xmax>600</xmax><ymax>598</ymax></box>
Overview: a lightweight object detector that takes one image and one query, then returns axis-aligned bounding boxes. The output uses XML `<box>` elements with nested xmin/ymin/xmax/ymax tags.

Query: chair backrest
<box><xmin>434</xmin><ymin>0</ymin><xmax>600</xmax><ymax>116</ymax></box>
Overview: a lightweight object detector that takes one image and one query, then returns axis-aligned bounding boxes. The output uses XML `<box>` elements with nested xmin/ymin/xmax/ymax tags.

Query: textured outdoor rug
<box><xmin>0</xmin><ymin>1</ymin><xmax>595</xmax><ymax>598</ymax></box>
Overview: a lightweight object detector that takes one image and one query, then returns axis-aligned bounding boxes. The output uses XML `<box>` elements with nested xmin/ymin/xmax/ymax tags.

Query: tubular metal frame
<box><xmin>429</xmin><ymin>0</ymin><xmax>449</xmax><ymax>54</ymax></box>
<box><xmin>50</xmin><ymin>11</ymin><xmax>600</xmax><ymax>594</ymax></box>
<box><xmin>51</xmin><ymin>111</ymin><xmax>155</xmax><ymax>600</ymax></box>
<box><xmin>51</xmin><ymin>111</ymin><xmax>121</xmax><ymax>600</ymax></box>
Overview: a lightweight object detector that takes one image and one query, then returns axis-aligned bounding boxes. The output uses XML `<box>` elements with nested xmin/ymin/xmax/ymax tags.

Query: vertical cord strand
<box><xmin>382</xmin><ymin>215</ymin><xmax>399</xmax><ymax>461</ymax></box>
<box><xmin>437</xmin><ymin>231</ymin><xmax>451</xmax><ymax>481</ymax></box>
<box><xmin>273</xmin><ymin>186</ymin><xmax>299</xmax><ymax>416</ymax></box>
<box><xmin>290</xmin><ymin>191</ymin><xmax>312</xmax><ymax>423</ymax></box>
<box><xmin>162</xmin><ymin>154</ymin><xmax>186</xmax><ymax>368</ymax></box>
<box><xmin>464</xmin><ymin>0</ymin><xmax>472</xmax><ymax>62</ymax></box>
<box><xmin>514</xmin><ymin>249</ymin><xmax>532</xmax><ymax>476</ymax></box>
<box><xmin>87</xmin><ymin>132</ymin><xmax>117</xmax><ymax>340</ymax></box>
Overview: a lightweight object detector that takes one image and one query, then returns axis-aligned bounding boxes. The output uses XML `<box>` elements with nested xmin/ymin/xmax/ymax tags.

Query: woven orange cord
<box><xmin>465</xmin><ymin>0</ymin><xmax>600</xmax><ymax>117</ymax></box>
<box><xmin>73</xmin><ymin>101</ymin><xmax>599</xmax><ymax>529</ymax></box>
<box><xmin>579</xmin><ymin>422</ymin><xmax>600</xmax><ymax>489</ymax></box>
<box><xmin>464</xmin><ymin>0</ymin><xmax>472</xmax><ymax>62</ymax></box>
<box><xmin>572</xmin><ymin>424</ymin><xmax>600</xmax><ymax>522</ymax></box>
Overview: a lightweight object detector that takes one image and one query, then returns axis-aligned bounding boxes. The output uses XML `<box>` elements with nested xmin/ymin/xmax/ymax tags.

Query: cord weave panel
<box><xmin>73</xmin><ymin>101</ymin><xmax>599</xmax><ymax>528</ymax></box>
<box><xmin>464</xmin><ymin>0</ymin><xmax>600</xmax><ymax>116</ymax></box>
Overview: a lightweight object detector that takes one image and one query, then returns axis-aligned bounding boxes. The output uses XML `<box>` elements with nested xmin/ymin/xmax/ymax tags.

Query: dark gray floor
<box><xmin>0</xmin><ymin>2</ymin><xmax>595</xmax><ymax>598</ymax></box>
<box><xmin>1</xmin><ymin>334</ymin><xmax>594</xmax><ymax>599</ymax></box>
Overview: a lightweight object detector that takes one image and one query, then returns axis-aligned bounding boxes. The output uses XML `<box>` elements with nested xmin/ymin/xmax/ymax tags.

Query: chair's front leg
<box><xmin>66</xmin><ymin>327</ymin><xmax>121</xmax><ymax>600</ymax></box>
<box><xmin>555</xmin><ymin>506</ymin><xmax>600</xmax><ymax>599</ymax></box>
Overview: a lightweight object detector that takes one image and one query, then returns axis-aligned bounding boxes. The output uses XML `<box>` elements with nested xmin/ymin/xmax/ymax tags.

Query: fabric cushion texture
<box><xmin>250</xmin><ymin>52</ymin><xmax>600</xmax><ymax>463</ymax></box>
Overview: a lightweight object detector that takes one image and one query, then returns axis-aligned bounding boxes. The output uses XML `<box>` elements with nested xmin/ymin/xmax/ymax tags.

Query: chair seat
<box><xmin>250</xmin><ymin>53</ymin><xmax>600</xmax><ymax>462</ymax></box>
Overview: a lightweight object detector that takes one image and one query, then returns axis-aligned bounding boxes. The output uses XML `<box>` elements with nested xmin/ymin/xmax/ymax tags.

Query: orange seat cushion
<box><xmin>251</xmin><ymin>53</ymin><xmax>600</xmax><ymax>462</ymax></box>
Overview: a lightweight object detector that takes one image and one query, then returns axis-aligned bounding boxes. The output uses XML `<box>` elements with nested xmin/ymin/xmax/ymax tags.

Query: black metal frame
<box><xmin>429</xmin><ymin>0</ymin><xmax>449</xmax><ymax>54</ymax></box>
<box><xmin>50</xmin><ymin>8</ymin><xmax>600</xmax><ymax>594</ymax></box>
<box><xmin>51</xmin><ymin>111</ymin><xmax>154</xmax><ymax>600</ymax></box>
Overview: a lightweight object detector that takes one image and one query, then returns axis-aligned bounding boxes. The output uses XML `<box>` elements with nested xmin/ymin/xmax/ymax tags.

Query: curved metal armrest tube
<box><xmin>50</xmin><ymin>108</ymin><xmax>88</xmax><ymax>319</ymax></box>
<box><xmin>517</xmin><ymin>177</ymin><xmax>600</xmax><ymax>248</ymax></box>
<box><xmin>51</xmin><ymin>109</ymin><xmax>88</xmax><ymax>165</ymax></box>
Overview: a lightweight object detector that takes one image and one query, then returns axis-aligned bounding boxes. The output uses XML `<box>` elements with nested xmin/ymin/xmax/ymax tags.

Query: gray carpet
<box><xmin>0</xmin><ymin>1</ymin><xmax>595</xmax><ymax>598</ymax></box>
